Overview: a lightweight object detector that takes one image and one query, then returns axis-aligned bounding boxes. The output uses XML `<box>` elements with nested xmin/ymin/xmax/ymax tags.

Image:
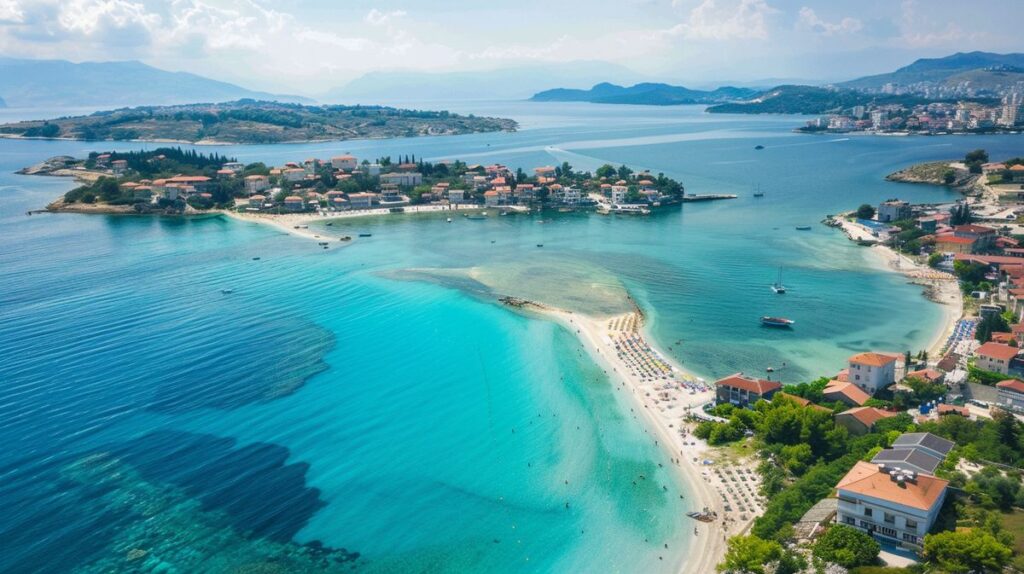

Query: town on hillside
<box><xmin>33</xmin><ymin>148</ymin><xmax>689</xmax><ymax>216</ymax></box>
<box><xmin>799</xmin><ymin>92</ymin><xmax>1023</xmax><ymax>135</ymax></box>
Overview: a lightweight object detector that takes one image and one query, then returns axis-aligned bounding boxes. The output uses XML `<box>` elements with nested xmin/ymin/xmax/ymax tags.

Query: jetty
<box><xmin>681</xmin><ymin>194</ymin><xmax>737</xmax><ymax>202</ymax></box>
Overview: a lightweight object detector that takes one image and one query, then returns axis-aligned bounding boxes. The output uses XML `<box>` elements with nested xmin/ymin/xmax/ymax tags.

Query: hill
<box><xmin>324</xmin><ymin>61</ymin><xmax>646</xmax><ymax>103</ymax></box>
<box><xmin>705</xmin><ymin>85</ymin><xmax>931</xmax><ymax>115</ymax></box>
<box><xmin>0</xmin><ymin>100</ymin><xmax>517</xmax><ymax>144</ymax></box>
<box><xmin>0</xmin><ymin>58</ymin><xmax>310</xmax><ymax>108</ymax></box>
<box><xmin>839</xmin><ymin>51</ymin><xmax>1024</xmax><ymax>91</ymax></box>
<box><xmin>530</xmin><ymin>82</ymin><xmax>758</xmax><ymax>105</ymax></box>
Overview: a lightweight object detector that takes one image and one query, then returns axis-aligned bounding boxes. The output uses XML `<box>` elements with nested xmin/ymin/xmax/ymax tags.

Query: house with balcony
<box><xmin>835</xmin><ymin>461</ymin><xmax>949</xmax><ymax>550</ymax></box>
<box><xmin>714</xmin><ymin>373</ymin><xmax>781</xmax><ymax>408</ymax></box>
<box><xmin>975</xmin><ymin>342</ymin><xmax>1020</xmax><ymax>375</ymax></box>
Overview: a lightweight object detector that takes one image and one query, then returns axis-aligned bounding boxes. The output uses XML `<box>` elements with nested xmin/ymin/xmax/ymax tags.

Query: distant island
<box><xmin>0</xmin><ymin>57</ymin><xmax>309</xmax><ymax>108</ymax></box>
<box><xmin>530</xmin><ymin>82</ymin><xmax>758</xmax><ymax>106</ymax></box>
<box><xmin>0</xmin><ymin>100</ymin><xmax>517</xmax><ymax>145</ymax></box>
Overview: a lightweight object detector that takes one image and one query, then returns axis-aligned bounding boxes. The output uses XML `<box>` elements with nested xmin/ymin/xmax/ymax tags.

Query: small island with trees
<box><xmin>21</xmin><ymin>147</ymin><xmax>689</xmax><ymax>218</ymax></box>
<box><xmin>0</xmin><ymin>100</ymin><xmax>517</xmax><ymax>145</ymax></box>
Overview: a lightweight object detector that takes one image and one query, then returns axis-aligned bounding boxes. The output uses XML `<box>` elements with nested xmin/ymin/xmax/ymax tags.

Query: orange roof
<box><xmin>823</xmin><ymin>380</ymin><xmax>870</xmax><ymax>406</ymax></box>
<box><xmin>977</xmin><ymin>342</ymin><xmax>1019</xmax><ymax>361</ymax></box>
<box><xmin>906</xmin><ymin>369</ymin><xmax>943</xmax><ymax>382</ymax></box>
<box><xmin>166</xmin><ymin>175</ymin><xmax>210</xmax><ymax>183</ymax></box>
<box><xmin>935</xmin><ymin>235</ymin><xmax>975</xmax><ymax>245</ymax></box>
<box><xmin>838</xmin><ymin>406</ymin><xmax>897</xmax><ymax>428</ymax></box>
<box><xmin>777</xmin><ymin>392</ymin><xmax>831</xmax><ymax>412</ymax></box>
<box><xmin>776</xmin><ymin>392</ymin><xmax>810</xmax><ymax>406</ymax></box>
<box><xmin>991</xmin><ymin>332</ymin><xmax>1014</xmax><ymax>344</ymax></box>
<box><xmin>483</xmin><ymin>190</ymin><xmax>498</xmax><ymax>197</ymax></box>
<box><xmin>1009</xmin><ymin>164</ymin><xmax>1024</xmax><ymax>171</ymax></box>
<box><xmin>997</xmin><ymin>379</ymin><xmax>1024</xmax><ymax>393</ymax></box>
<box><xmin>849</xmin><ymin>352</ymin><xmax>898</xmax><ymax>367</ymax></box>
<box><xmin>837</xmin><ymin>461</ymin><xmax>948</xmax><ymax>511</ymax></box>
<box><xmin>936</xmin><ymin>404</ymin><xmax>970</xmax><ymax>416</ymax></box>
<box><xmin>715</xmin><ymin>373</ymin><xmax>782</xmax><ymax>395</ymax></box>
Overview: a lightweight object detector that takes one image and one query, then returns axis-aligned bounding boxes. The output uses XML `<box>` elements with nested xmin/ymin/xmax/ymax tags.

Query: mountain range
<box><xmin>837</xmin><ymin>51</ymin><xmax>1024</xmax><ymax>91</ymax></box>
<box><xmin>0</xmin><ymin>58</ymin><xmax>310</xmax><ymax>108</ymax></box>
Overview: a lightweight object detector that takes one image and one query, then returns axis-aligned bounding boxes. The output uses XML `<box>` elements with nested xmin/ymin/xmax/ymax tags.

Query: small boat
<box><xmin>753</xmin><ymin>184</ymin><xmax>764</xmax><ymax>198</ymax></box>
<box><xmin>252</xmin><ymin>257</ymin><xmax>261</xmax><ymax>260</ymax></box>
<box><xmin>326</xmin><ymin>222</ymin><xmax>333</xmax><ymax>226</ymax></box>
<box><xmin>754</xmin><ymin>145</ymin><xmax>765</xmax><ymax>150</ymax></box>
<box><xmin>795</xmin><ymin>225</ymin><xmax>812</xmax><ymax>231</ymax></box>
<box><xmin>359</xmin><ymin>233</ymin><xmax>372</xmax><ymax>237</ymax></box>
<box><xmin>221</xmin><ymin>288</ymin><xmax>234</xmax><ymax>294</ymax></box>
<box><xmin>318</xmin><ymin>241</ymin><xmax>329</xmax><ymax>246</ymax></box>
<box><xmin>687</xmin><ymin>511</ymin><xmax>716</xmax><ymax>522</ymax></box>
<box><xmin>537</xmin><ymin>244</ymin><xmax>544</xmax><ymax>247</ymax></box>
<box><xmin>761</xmin><ymin>316</ymin><xmax>795</xmax><ymax>328</ymax></box>
<box><xmin>446</xmin><ymin>217</ymin><xmax>452</xmax><ymax>223</ymax></box>
<box><xmin>771</xmin><ymin>267</ymin><xmax>786</xmax><ymax>294</ymax></box>
<box><xmin>465</xmin><ymin>214</ymin><xmax>487</xmax><ymax>220</ymax></box>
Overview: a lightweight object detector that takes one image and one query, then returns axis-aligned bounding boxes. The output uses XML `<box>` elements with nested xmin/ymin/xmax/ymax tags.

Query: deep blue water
<box><xmin>1</xmin><ymin>102</ymin><xmax>1022</xmax><ymax>573</ymax></box>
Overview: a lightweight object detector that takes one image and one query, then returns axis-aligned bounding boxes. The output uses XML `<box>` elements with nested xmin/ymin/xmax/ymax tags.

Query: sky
<box><xmin>0</xmin><ymin>0</ymin><xmax>1019</xmax><ymax>95</ymax></box>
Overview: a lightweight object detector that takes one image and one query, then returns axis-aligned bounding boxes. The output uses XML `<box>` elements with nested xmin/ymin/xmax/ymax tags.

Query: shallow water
<box><xmin>1</xmin><ymin>101</ymin><xmax>1022</xmax><ymax>572</ymax></box>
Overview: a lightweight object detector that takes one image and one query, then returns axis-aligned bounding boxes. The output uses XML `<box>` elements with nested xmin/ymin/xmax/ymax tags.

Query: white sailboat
<box><xmin>771</xmin><ymin>268</ymin><xmax>786</xmax><ymax>294</ymax></box>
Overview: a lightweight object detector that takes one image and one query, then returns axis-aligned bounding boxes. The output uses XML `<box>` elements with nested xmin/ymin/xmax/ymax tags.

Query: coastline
<box><xmin>835</xmin><ymin>217</ymin><xmax>963</xmax><ymax>358</ymax></box>
<box><xmin>865</xmin><ymin>244</ymin><xmax>963</xmax><ymax>358</ymax></box>
<box><xmin>221</xmin><ymin>204</ymin><xmax>491</xmax><ymax>242</ymax></box>
<box><xmin>505</xmin><ymin>300</ymin><xmax>731</xmax><ymax>574</ymax></box>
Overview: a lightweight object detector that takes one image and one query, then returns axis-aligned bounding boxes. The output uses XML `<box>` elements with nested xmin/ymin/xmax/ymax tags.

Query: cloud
<box><xmin>898</xmin><ymin>0</ymin><xmax>969</xmax><ymax>47</ymax></box>
<box><xmin>796</xmin><ymin>7</ymin><xmax>862</xmax><ymax>36</ymax></box>
<box><xmin>0</xmin><ymin>0</ymin><xmax>23</xmax><ymax>23</ymax></box>
<box><xmin>364</xmin><ymin>8</ymin><xmax>406</xmax><ymax>26</ymax></box>
<box><xmin>668</xmin><ymin>0</ymin><xmax>777</xmax><ymax>40</ymax></box>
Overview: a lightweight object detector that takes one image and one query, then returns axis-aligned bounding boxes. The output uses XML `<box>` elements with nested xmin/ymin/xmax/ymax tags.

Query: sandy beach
<box><xmin>222</xmin><ymin>203</ymin><xmax>492</xmax><ymax>242</ymax></box>
<box><xmin>519</xmin><ymin>304</ymin><xmax>740</xmax><ymax>574</ymax></box>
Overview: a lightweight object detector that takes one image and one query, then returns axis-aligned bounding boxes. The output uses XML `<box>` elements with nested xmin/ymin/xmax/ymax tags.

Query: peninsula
<box><xmin>0</xmin><ymin>100</ymin><xmax>517</xmax><ymax>145</ymax></box>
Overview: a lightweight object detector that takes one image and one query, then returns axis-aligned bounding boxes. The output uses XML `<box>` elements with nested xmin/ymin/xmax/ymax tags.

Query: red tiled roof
<box><xmin>850</xmin><ymin>352</ymin><xmax>898</xmax><ymax>367</ymax></box>
<box><xmin>997</xmin><ymin>379</ymin><xmax>1024</xmax><ymax>393</ymax></box>
<box><xmin>906</xmin><ymin>368</ymin><xmax>943</xmax><ymax>382</ymax></box>
<box><xmin>715</xmin><ymin>373</ymin><xmax>782</xmax><ymax>395</ymax></box>
<box><xmin>935</xmin><ymin>235</ymin><xmax>975</xmax><ymax>245</ymax></box>
<box><xmin>823</xmin><ymin>380</ymin><xmax>870</xmax><ymax>406</ymax></box>
<box><xmin>838</xmin><ymin>406</ymin><xmax>898</xmax><ymax>428</ymax></box>
<box><xmin>977</xmin><ymin>342</ymin><xmax>1019</xmax><ymax>361</ymax></box>
<box><xmin>937</xmin><ymin>404</ymin><xmax>970</xmax><ymax>416</ymax></box>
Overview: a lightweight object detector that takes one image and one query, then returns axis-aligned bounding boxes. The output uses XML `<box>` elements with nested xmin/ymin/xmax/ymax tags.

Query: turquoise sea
<box><xmin>1</xmin><ymin>102</ymin><xmax>1022</xmax><ymax>573</ymax></box>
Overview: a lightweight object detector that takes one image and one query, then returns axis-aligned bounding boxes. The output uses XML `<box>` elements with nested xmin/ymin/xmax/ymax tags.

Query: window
<box><xmin>844</xmin><ymin>516</ymin><xmax>856</xmax><ymax>525</ymax></box>
<box><xmin>884</xmin><ymin>513</ymin><xmax>895</xmax><ymax>524</ymax></box>
<box><xmin>906</xmin><ymin>519</ymin><xmax>918</xmax><ymax>530</ymax></box>
<box><xmin>902</xmin><ymin>533</ymin><xmax>918</xmax><ymax>544</ymax></box>
<box><xmin>864</xmin><ymin>508</ymin><xmax>873</xmax><ymax>517</ymax></box>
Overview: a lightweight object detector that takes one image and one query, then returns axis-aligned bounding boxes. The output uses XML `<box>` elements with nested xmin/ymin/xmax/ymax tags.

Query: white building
<box><xmin>331</xmin><ymin>155</ymin><xmax>358</xmax><ymax>171</ymax></box>
<box><xmin>244</xmin><ymin>175</ymin><xmax>270</xmax><ymax>195</ymax></box>
<box><xmin>848</xmin><ymin>352</ymin><xmax>898</xmax><ymax>395</ymax></box>
<box><xmin>380</xmin><ymin>172</ymin><xmax>423</xmax><ymax>187</ymax></box>
<box><xmin>447</xmin><ymin>189</ymin><xmax>465</xmax><ymax>204</ymax></box>
<box><xmin>836</xmin><ymin>461</ymin><xmax>948</xmax><ymax>550</ymax></box>
<box><xmin>611</xmin><ymin>185</ymin><xmax>628</xmax><ymax>205</ymax></box>
<box><xmin>877</xmin><ymin>200</ymin><xmax>911</xmax><ymax>223</ymax></box>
